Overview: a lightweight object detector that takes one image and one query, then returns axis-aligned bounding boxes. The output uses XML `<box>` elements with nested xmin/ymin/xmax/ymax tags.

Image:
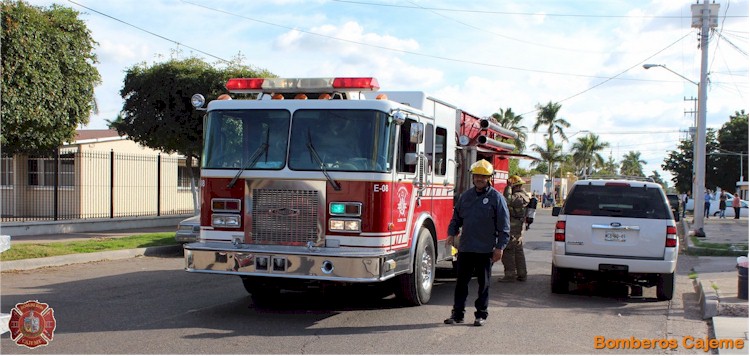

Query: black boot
<box><xmin>444</xmin><ymin>310</ymin><xmax>464</xmax><ymax>324</ymax></box>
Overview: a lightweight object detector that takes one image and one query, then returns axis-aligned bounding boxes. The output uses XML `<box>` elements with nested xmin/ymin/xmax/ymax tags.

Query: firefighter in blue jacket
<box><xmin>444</xmin><ymin>159</ymin><xmax>510</xmax><ymax>327</ymax></box>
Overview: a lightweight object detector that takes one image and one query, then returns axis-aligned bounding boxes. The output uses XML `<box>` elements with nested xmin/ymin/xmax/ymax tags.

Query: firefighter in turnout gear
<box><xmin>499</xmin><ymin>175</ymin><xmax>530</xmax><ymax>282</ymax></box>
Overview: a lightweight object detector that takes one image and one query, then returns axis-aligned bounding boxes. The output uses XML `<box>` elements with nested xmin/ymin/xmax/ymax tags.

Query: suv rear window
<box><xmin>562</xmin><ymin>185</ymin><xmax>670</xmax><ymax>219</ymax></box>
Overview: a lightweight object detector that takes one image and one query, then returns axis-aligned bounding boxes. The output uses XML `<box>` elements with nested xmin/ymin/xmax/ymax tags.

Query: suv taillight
<box><xmin>554</xmin><ymin>221</ymin><xmax>566</xmax><ymax>241</ymax></box>
<box><xmin>665</xmin><ymin>226</ymin><xmax>678</xmax><ymax>247</ymax></box>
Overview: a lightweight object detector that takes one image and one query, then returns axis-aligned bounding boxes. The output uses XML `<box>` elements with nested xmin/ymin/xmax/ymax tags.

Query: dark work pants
<box><xmin>452</xmin><ymin>251</ymin><xmax>493</xmax><ymax>319</ymax></box>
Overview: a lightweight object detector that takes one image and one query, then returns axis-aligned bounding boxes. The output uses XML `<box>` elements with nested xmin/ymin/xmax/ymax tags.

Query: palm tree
<box><xmin>530</xmin><ymin>139</ymin><xmax>565</xmax><ymax>182</ymax></box>
<box><xmin>532</xmin><ymin>101</ymin><xmax>571</xmax><ymax>144</ymax></box>
<box><xmin>620</xmin><ymin>151</ymin><xmax>647</xmax><ymax>177</ymax></box>
<box><xmin>490</xmin><ymin>107</ymin><xmax>527</xmax><ymax>153</ymax></box>
<box><xmin>570</xmin><ymin>133</ymin><xmax>610</xmax><ymax>178</ymax></box>
<box><xmin>598</xmin><ymin>152</ymin><xmax>619</xmax><ymax>176</ymax></box>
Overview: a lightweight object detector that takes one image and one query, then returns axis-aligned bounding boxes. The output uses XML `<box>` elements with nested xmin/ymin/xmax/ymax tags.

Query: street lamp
<box><xmin>643</xmin><ymin>62</ymin><xmax>708</xmax><ymax>236</ymax></box>
<box><xmin>643</xmin><ymin>64</ymin><xmax>699</xmax><ymax>86</ymax></box>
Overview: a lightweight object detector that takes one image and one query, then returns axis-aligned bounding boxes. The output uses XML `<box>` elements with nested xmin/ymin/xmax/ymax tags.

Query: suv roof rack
<box><xmin>581</xmin><ymin>175</ymin><xmax>655</xmax><ymax>183</ymax></box>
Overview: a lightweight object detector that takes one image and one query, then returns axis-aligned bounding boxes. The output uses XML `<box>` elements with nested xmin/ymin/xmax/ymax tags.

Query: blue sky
<box><xmin>26</xmin><ymin>0</ymin><xmax>750</xmax><ymax>184</ymax></box>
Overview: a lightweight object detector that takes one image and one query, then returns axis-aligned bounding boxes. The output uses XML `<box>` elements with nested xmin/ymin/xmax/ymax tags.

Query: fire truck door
<box><xmin>392</xmin><ymin>117</ymin><xmax>424</xmax><ymax>248</ymax></box>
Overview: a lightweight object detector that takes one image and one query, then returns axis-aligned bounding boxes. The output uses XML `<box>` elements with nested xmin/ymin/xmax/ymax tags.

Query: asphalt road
<box><xmin>1</xmin><ymin>210</ymin><xmax>711</xmax><ymax>354</ymax></box>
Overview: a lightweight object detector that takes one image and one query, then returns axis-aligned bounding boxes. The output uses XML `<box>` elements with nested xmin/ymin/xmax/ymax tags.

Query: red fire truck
<box><xmin>185</xmin><ymin>77</ymin><xmax>517</xmax><ymax>305</ymax></box>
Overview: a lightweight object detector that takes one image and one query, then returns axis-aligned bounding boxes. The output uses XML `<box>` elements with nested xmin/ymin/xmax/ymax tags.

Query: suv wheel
<box><xmin>656</xmin><ymin>273</ymin><xmax>675</xmax><ymax>301</ymax></box>
<box><xmin>551</xmin><ymin>265</ymin><xmax>569</xmax><ymax>294</ymax></box>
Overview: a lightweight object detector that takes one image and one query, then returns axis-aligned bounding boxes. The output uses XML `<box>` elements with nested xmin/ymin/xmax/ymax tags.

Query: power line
<box><xmin>331</xmin><ymin>0</ymin><xmax>748</xmax><ymax>19</ymax></box>
<box><xmin>66</xmin><ymin>0</ymin><xmax>230</xmax><ymax>63</ymax></box>
<box><xmin>402</xmin><ymin>0</ymin><xmax>627</xmax><ymax>54</ymax></box>
<box><xmin>519</xmin><ymin>32</ymin><xmax>694</xmax><ymax>116</ymax></box>
<box><xmin>715</xmin><ymin>30</ymin><xmax>749</xmax><ymax>56</ymax></box>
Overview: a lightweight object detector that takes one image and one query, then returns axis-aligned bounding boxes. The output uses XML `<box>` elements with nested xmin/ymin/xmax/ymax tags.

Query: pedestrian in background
<box><xmin>719</xmin><ymin>189</ymin><xmax>727</xmax><ymax>218</ymax></box>
<box><xmin>499</xmin><ymin>175</ymin><xmax>530</xmax><ymax>283</ymax></box>
<box><xmin>444</xmin><ymin>159</ymin><xmax>510</xmax><ymax>327</ymax></box>
<box><xmin>704</xmin><ymin>190</ymin><xmax>712</xmax><ymax>218</ymax></box>
<box><xmin>732</xmin><ymin>193</ymin><xmax>741</xmax><ymax>219</ymax></box>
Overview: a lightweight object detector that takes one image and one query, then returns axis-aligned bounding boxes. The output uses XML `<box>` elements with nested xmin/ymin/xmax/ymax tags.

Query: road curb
<box><xmin>695</xmin><ymin>277</ymin><xmax>719</xmax><ymax>319</ymax></box>
<box><xmin>0</xmin><ymin>245</ymin><xmax>182</xmax><ymax>272</ymax></box>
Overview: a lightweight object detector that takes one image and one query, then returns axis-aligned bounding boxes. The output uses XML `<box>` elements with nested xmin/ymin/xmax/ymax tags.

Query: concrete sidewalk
<box><xmin>0</xmin><ymin>226</ymin><xmax>182</xmax><ymax>271</ymax></box>
<box><xmin>684</xmin><ymin>216</ymin><xmax>748</xmax><ymax>354</ymax></box>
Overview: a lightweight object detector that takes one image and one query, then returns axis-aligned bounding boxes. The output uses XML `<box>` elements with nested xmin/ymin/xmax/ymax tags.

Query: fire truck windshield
<box><xmin>288</xmin><ymin>109</ymin><xmax>393</xmax><ymax>172</ymax></box>
<box><xmin>203</xmin><ymin>110</ymin><xmax>290</xmax><ymax>169</ymax></box>
<box><xmin>202</xmin><ymin>109</ymin><xmax>394</xmax><ymax>173</ymax></box>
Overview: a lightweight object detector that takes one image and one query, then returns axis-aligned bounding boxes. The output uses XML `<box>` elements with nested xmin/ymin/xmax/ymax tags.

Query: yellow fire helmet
<box><xmin>508</xmin><ymin>175</ymin><xmax>525</xmax><ymax>186</ymax></box>
<box><xmin>470</xmin><ymin>159</ymin><xmax>494</xmax><ymax>176</ymax></box>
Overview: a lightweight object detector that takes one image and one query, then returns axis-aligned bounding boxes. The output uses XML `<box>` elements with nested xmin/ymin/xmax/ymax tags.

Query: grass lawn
<box><xmin>0</xmin><ymin>233</ymin><xmax>177</xmax><ymax>261</ymax></box>
<box><xmin>689</xmin><ymin>236</ymin><xmax>749</xmax><ymax>256</ymax></box>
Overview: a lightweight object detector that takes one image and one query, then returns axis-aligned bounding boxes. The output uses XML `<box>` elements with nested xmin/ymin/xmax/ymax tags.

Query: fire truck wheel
<box><xmin>396</xmin><ymin>228</ymin><xmax>435</xmax><ymax>306</ymax></box>
<box><xmin>241</xmin><ymin>277</ymin><xmax>280</xmax><ymax>305</ymax></box>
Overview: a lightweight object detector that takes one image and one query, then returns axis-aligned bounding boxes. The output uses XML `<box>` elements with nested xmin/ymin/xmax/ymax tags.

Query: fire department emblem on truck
<box><xmin>8</xmin><ymin>300</ymin><xmax>56</xmax><ymax>349</ymax></box>
<box><xmin>397</xmin><ymin>186</ymin><xmax>409</xmax><ymax>217</ymax></box>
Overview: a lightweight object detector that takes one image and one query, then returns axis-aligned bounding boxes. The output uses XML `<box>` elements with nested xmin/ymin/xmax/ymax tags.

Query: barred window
<box><xmin>1</xmin><ymin>157</ymin><xmax>13</xmax><ymax>186</ymax></box>
<box><xmin>27</xmin><ymin>154</ymin><xmax>75</xmax><ymax>187</ymax></box>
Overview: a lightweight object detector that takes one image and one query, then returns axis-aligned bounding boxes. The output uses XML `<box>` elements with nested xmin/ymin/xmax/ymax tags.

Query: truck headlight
<box><xmin>329</xmin><ymin>218</ymin><xmax>361</xmax><ymax>232</ymax></box>
<box><xmin>211</xmin><ymin>214</ymin><xmax>241</xmax><ymax>228</ymax></box>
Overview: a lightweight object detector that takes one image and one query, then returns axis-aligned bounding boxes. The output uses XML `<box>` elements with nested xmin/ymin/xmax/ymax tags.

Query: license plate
<box><xmin>604</xmin><ymin>230</ymin><xmax>626</xmax><ymax>242</ymax></box>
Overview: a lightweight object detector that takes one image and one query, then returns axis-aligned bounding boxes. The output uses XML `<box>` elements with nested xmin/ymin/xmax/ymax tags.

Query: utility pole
<box><xmin>691</xmin><ymin>0</ymin><xmax>718</xmax><ymax>237</ymax></box>
<box><xmin>684</xmin><ymin>96</ymin><xmax>697</xmax><ymax>210</ymax></box>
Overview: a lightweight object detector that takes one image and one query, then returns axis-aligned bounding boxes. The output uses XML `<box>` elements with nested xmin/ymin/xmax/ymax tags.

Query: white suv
<box><xmin>551</xmin><ymin>179</ymin><xmax>678</xmax><ymax>300</ymax></box>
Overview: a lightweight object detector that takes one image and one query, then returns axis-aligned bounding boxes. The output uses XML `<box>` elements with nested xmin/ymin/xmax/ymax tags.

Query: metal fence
<box><xmin>1</xmin><ymin>150</ymin><xmax>198</xmax><ymax>222</ymax></box>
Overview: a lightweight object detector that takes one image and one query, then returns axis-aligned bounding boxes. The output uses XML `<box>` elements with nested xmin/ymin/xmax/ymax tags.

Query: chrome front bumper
<box><xmin>184</xmin><ymin>243</ymin><xmax>402</xmax><ymax>282</ymax></box>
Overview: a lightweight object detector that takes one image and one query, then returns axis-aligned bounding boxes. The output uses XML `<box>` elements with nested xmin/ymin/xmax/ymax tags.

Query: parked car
<box><xmin>551</xmin><ymin>179</ymin><xmax>678</xmax><ymax>300</ymax></box>
<box><xmin>685</xmin><ymin>191</ymin><xmax>748</xmax><ymax>217</ymax></box>
<box><xmin>666</xmin><ymin>194</ymin><xmax>681</xmax><ymax>222</ymax></box>
<box><xmin>175</xmin><ymin>215</ymin><xmax>200</xmax><ymax>243</ymax></box>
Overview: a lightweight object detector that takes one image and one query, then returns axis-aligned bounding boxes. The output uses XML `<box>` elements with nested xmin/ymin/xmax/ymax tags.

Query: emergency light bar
<box><xmin>226</xmin><ymin>77</ymin><xmax>380</xmax><ymax>93</ymax></box>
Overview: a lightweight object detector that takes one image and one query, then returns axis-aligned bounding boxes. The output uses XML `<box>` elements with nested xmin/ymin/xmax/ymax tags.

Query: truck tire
<box><xmin>396</xmin><ymin>228</ymin><xmax>435</xmax><ymax>306</ymax></box>
<box><xmin>241</xmin><ymin>276</ymin><xmax>280</xmax><ymax>305</ymax></box>
<box><xmin>656</xmin><ymin>273</ymin><xmax>675</xmax><ymax>301</ymax></box>
<box><xmin>551</xmin><ymin>265</ymin><xmax>569</xmax><ymax>294</ymax></box>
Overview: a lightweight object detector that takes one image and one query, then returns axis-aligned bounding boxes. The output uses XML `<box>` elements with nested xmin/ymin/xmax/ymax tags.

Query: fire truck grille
<box><xmin>251</xmin><ymin>189</ymin><xmax>319</xmax><ymax>244</ymax></box>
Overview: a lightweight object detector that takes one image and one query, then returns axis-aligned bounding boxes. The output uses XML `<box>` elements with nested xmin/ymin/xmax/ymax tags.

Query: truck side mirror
<box><xmin>552</xmin><ymin>206</ymin><xmax>561</xmax><ymax>216</ymax></box>
<box><xmin>404</xmin><ymin>153</ymin><xmax>418</xmax><ymax>165</ymax></box>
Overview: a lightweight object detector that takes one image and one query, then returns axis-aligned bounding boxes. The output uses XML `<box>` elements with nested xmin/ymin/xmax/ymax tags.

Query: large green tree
<box><xmin>714</xmin><ymin>110</ymin><xmax>748</xmax><ymax>191</ymax></box>
<box><xmin>620</xmin><ymin>151</ymin><xmax>646</xmax><ymax>177</ymax></box>
<box><xmin>1</xmin><ymin>1</ymin><xmax>100</xmax><ymax>154</ymax></box>
<box><xmin>532</xmin><ymin>101</ymin><xmax>570</xmax><ymax>144</ymax></box>
<box><xmin>662</xmin><ymin>129</ymin><xmax>722</xmax><ymax>193</ymax></box>
<box><xmin>662</xmin><ymin>139</ymin><xmax>694</xmax><ymax>193</ymax></box>
<box><xmin>570</xmin><ymin>133</ymin><xmax>609</xmax><ymax>177</ymax></box>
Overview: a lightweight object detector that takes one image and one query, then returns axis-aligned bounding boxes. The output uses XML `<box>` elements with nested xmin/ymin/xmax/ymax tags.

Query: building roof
<box><xmin>75</xmin><ymin>129</ymin><xmax>121</xmax><ymax>141</ymax></box>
